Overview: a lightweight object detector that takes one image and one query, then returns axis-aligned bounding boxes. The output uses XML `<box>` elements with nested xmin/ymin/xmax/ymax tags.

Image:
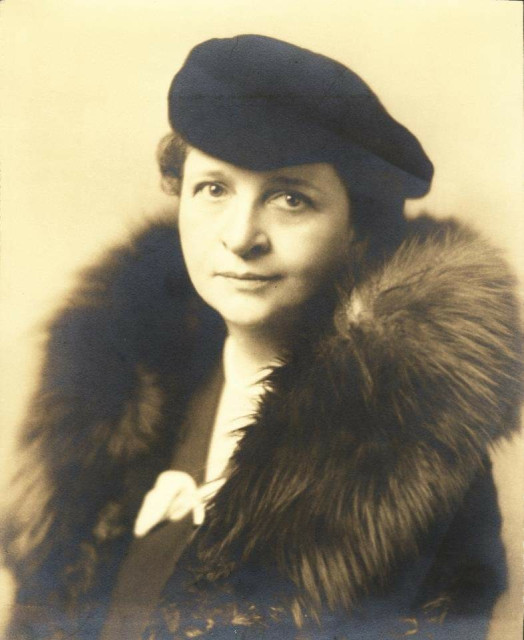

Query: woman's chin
<box><xmin>218</xmin><ymin>309</ymin><xmax>283</xmax><ymax>333</ymax></box>
<box><xmin>210</xmin><ymin>301</ymin><xmax>299</xmax><ymax>335</ymax></box>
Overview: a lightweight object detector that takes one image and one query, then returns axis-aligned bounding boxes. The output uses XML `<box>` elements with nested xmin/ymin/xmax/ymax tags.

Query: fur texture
<box><xmin>197</xmin><ymin>217</ymin><xmax>522</xmax><ymax>614</ymax></box>
<box><xmin>2</xmin><ymin>215</ymin><xmax>522</xmax><ymax>635</ymax></box>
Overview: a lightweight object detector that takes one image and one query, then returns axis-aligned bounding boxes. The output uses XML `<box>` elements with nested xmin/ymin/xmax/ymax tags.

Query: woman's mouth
<box><xmin>215</xmin><ymin>272</ymin><xmax>282</xmax><ymax>289</ymax></box>
<box><xmin>216</xmin><ymin>272</ymin><xmax>280</xmax><ymax>281</ymax></box>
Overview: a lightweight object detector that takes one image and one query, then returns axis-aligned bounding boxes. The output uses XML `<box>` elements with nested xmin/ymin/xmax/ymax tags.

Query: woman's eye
<box><xmin>194</xmin><ymin>182</ymin><xmax>227</xmax><ymax>199</ymax></box>
<box><xmin>271</xmin><ymin>191</ymin><xmax>313</xmax><ymax>211</ymax></box>
<box><xmin>283</xmin><ymin>193</ymin><xmax>303</xmax><ymax>208</ymax></box>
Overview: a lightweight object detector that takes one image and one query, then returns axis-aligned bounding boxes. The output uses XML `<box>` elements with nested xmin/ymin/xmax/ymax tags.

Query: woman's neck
<box><xmin>223</xmin><ymin>325</ymin><xmax>288</xmax><ymax>385</ymax></box>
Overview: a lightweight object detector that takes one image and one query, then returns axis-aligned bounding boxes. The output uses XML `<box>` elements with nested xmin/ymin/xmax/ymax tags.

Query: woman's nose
<box><xmin>219</xmin><ymin>201</ymin><xmax>270</xmax><ymax>258</ymax></box>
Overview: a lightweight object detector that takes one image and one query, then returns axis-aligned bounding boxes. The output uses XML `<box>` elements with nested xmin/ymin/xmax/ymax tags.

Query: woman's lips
<box><xmin>216</xmin><ymin>271</ymin><xmax>280</xmax><ymax>281</ymax></box>
<box><xmin>215</xmin><ymin>272</ymin><xmax>282</xmax><ymax>289</ymax></box>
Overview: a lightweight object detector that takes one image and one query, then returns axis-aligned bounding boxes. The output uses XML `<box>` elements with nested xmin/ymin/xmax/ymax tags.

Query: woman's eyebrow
<box><xmin>186</xmin><ymin>170</ymin><xmax>228</xmax><ymax>181</ymax></box>
<box><xmin>265</xmin><ymin>176</ymin><xmax>324</xmax><ymax>193</ymax></box>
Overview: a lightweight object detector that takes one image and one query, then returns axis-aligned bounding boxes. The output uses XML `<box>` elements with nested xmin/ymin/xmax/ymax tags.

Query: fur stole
<box><xmin>2</xmin><ymin>214</ymin><xmax>522</xmax><ymax>620</ymax></box>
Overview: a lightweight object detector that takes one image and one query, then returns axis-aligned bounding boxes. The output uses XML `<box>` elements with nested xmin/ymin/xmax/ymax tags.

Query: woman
<box><xmin>2</xmin><ymin>35</ymin><xmax>522</xmax><ymax>640</ymax></box>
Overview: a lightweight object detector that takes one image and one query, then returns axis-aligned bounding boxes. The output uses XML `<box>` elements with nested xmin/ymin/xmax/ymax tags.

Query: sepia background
<box><xmin>1</xmin><ymin>0</ymin><xmax>522</xmax><ymax>638</ymax></box>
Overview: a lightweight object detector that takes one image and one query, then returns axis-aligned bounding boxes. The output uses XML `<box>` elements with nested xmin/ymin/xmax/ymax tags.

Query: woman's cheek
<box><xmin>285</xmin><ymin>235</ymin><xmax>344</xmax><ymax>286</ymax></box>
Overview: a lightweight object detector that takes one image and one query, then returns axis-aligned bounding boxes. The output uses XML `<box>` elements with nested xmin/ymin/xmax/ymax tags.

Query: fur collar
<box><xmin>4</xmin><ymin>214</ymin><xmax>522</xmax><ymax>614</ymax></box>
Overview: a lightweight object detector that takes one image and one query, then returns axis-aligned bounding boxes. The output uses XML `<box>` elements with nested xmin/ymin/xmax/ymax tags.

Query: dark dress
<box><xmin>100</xmin><ymin>364</ymin><xmax>223</xmax><ymax>639</ymax></box>
<box><xmin>103</xmin><ymin>458</ymin><xmax>507</xmax><ymax>640</ymax></box>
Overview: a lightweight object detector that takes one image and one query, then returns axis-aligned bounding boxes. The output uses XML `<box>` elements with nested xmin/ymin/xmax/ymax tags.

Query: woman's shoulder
<box><xmin>333</xmin><ymin>213</ymin><xmax>523</xmax><ymax>448</ymax></box>
<box><xmin>59</xmin><ymin>216</ymin><xmax>186</xmax><ymax>312</ymax></box>
<box><xmin>0</xmin><ymin>216</ymin><xmax>218</xmax><ymax>582</ymax></box>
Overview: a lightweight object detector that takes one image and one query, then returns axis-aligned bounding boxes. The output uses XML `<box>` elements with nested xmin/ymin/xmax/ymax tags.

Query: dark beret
<box><xmin>168</xmin><ymin>35</ymin><xmax>433</xmax><ymax>197</ymax></box>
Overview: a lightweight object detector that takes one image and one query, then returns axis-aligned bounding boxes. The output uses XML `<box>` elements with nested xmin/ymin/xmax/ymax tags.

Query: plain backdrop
<box><xmin>1</xmin><ymin>1</ymin><xmax>523</xmax><ymax>638</ymax></box>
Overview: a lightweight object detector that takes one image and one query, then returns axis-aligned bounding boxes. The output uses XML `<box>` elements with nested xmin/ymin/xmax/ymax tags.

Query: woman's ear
<box><xmin>160</xmin><ymin>174</ymin><xmax>182</xmax><ymax>198</ymax></box>
<box><xmin>157</xmin><ymin>132</ymin><xmax>187</xmax><ymax>197</ymax></box>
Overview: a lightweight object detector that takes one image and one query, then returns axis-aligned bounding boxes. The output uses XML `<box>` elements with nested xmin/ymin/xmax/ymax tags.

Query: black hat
<box><xmin>168</xmin><ymin>35</ymin><xmax>433</xmax><ymax>197</ymax></box>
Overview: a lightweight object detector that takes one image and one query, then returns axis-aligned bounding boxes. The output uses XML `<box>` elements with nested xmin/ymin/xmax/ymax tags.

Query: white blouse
<box><xmin>134</xmin><ymin>337</ymin><xmax>271</xmax><ymax>537</ymax></box>
<box><xmin>205</xmin><ymin>335</ymin><xmax>268</xmax><ymax>483</ymax></box>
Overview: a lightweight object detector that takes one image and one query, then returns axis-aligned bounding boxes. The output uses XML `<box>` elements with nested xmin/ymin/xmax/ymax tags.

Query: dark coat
<box><xmin>2</xmin><ymin>214</ymin><xmax>522</xmax><ymax>639</ymax></box>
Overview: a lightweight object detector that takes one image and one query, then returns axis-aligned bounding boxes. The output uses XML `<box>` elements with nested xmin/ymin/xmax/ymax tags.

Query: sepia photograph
<box><xmin>1</xmin><ymin>1</ymin><xmax>523</xmax><ymax>639</ymax></box>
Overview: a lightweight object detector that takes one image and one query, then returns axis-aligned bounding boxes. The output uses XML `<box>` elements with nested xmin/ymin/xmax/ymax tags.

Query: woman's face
<box><xmin>178</xmin><ymin>148</ymin><xmax>352</xmax><ymax>334</ymax></box>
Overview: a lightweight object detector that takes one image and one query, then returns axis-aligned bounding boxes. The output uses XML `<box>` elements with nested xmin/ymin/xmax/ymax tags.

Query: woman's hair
<box><xmin>157</xmin><ymin>129</ymin><xmax>408</xmax><ymax>260</ymax></box>
<box><xmin>157</xmin><ymin>131</ymin><xmax>188</xmax><ymax>196</ymax></box>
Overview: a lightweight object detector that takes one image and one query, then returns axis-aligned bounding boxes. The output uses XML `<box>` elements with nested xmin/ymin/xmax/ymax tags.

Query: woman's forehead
<box><xmin>183</xmin><ymin>147</ymin><xmax>342</xmax><ymax>190</ymax></box>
